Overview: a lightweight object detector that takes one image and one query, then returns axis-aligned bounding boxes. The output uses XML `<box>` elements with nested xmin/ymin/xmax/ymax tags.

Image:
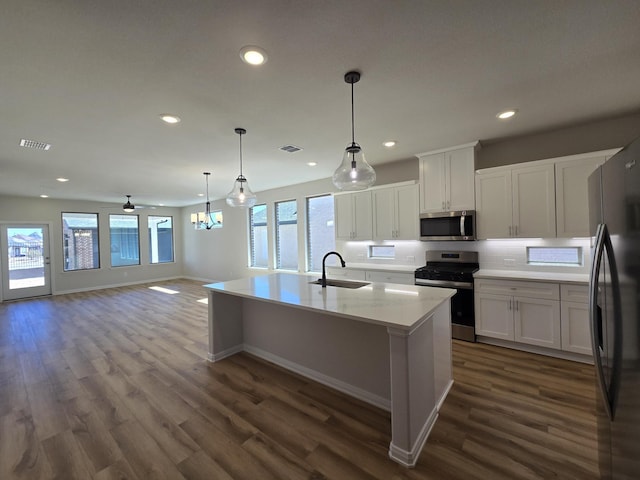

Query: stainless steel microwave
<box><xmin>419</xmin><ymin>210</ymin><xmax>476</xmax><ymax>241</ymax></box>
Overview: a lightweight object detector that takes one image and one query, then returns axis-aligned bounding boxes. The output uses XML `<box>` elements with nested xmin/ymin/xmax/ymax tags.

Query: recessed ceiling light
<box><xmin>383</xmin><ymin>140</ymin><xmax>397</xmax><ymax>148</ymax></box>
<box><xmin>307</xmin><ymin>162</ymin><xmax>317</xmax><ymax>167</ymax></box>
<box><xmin>40</xmin><ymin>194</ymin><xmax>49</xmax><ymax>198</ymax></box>
<box><xmin>240</xmin><ymin>45</ymin><xmax>268</xmax><ymax>66</ymax></box>
<box><xmin>197</xmin><ymin>193</ymin><xmax>204</xmax><ymax>197</ymax></box>
<box><xmin>160</xmin><ymin>114</ymin><xmax>181</xmax><ymax>124</ymax></box>
<box><xmin>56</xmin><ymin>177</ymin><xmax>69</xmax><ymax>182</ymax></box>
<box><xmin>497</xmin><ymin>109</ymin><xmax>517</xmax><ymax>120</ymax></box>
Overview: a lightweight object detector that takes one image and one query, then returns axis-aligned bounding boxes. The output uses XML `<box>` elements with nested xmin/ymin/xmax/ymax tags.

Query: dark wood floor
<box><xmin>0</xmin><ymin>279</ymin><xmax>599</xmax><ymax>479</ymax></box>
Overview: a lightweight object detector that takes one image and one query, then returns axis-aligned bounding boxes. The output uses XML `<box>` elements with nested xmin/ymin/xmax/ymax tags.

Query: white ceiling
<box><xmin>2</xmin><ymin>0</ymin><xmax>640</xmax><ymax>208</ymax></box>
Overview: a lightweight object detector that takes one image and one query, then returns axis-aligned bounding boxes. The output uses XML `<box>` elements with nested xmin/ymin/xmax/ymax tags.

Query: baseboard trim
<box><xmin>388</xmin><ymin>406</ymin><xmax>439</xmax><ymax>467</ymax></box>
<box><xmin>476</xmin><ymin>336</ymin><xmax>593</xmax><ymax>364</ymax></box>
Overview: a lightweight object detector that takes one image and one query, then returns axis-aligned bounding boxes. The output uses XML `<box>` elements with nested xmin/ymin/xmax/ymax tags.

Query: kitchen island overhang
<box><xmin>204</xmin><ymin>272</ymin><xmax>455</xmax><ymax>467</ymax></box>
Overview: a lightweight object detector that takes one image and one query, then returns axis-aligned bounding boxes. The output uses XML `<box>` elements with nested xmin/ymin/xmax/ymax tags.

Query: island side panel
<box><xmin>241</xmin><ymin>298</ymin><xmax>391</xmax><ymax>409</ymax></box>
<box><xmin>207</xmin><ymin>290</ymin><xmax>244</xmax><ymax>362</ymax></box>
<box><xmin>432</xmin><ymin>300</ymin><xmax>453</xmax><ymax>408</ymax></box>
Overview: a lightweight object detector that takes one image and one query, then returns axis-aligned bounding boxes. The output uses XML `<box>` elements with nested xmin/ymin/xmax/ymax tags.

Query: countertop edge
<box><xmin>474</xmin><ymin>269</ymin><xmax>589</xmax><ymax>284</ymax></box>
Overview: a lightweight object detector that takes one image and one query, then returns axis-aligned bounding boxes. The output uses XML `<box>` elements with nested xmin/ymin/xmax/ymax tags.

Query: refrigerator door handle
<box><xmin>589</xmin><ymin>223</ymin><xmax>612</xmax><ymax>419</ymax></box>
<box><xmin>589</xmin><ymin>223</ymin><xmax>623</xmax><ymax>420</ymax></box>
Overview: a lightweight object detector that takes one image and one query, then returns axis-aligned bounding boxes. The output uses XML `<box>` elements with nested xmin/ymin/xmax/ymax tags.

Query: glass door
<box><xmin>1</xmin><ymin>224</ymin><xmax>52</xmax><ymax>300</ymax></box>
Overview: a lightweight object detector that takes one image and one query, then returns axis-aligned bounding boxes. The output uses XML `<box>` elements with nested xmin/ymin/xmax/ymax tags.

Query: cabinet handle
<box><xmin>515</xmin><ymin>300</ymin><xmax>519</xmax><ymax>312</ymax></box>
<box><xmin>508</xmin><ymin>299</ymin><xmax>512</xmax><ymax>311</ymax></box>
<box><xmin>509</xmin><ymin>225</ymin><xmax>512</xmax><ymax>236</ymax></box>
<box><xmin>442</xmin><ymin>201</ymin><xmax>445</xmax><ymax>210</ymax></box>
<box><xmin>514</xmin><ymin>225</ymin><xmax>518</xmax><ymax>236</ymax></box>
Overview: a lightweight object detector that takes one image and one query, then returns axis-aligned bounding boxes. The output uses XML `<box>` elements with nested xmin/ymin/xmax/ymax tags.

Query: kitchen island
<box><xmin>204</xmin><ymin>272</ymin><xmax>455</xmax><ymax>467</ymax></box>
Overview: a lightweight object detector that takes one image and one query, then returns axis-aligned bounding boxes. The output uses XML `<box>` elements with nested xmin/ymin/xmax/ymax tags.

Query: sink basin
<box><xmin>310</xmin><ymin>279</ymin><xmax>371</xmax><ymax>289</ymax></box>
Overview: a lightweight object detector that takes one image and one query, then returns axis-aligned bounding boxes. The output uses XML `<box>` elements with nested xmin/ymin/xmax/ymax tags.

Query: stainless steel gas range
<box><xmin>414</xmin><ymin>250</ymin><xmax>479</xmax><ymax>342</ymax></box>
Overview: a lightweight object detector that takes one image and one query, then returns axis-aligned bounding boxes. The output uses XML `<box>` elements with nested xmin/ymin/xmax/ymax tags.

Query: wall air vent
<box><xmin>279</xmin><ymin>144</ymin><xmax>303</xmax><ymax>153</ymax></box>
<box><xmin>20</xmin><ymin>138</ymin><xmax>52</xmax><ymax>150</ymax></box>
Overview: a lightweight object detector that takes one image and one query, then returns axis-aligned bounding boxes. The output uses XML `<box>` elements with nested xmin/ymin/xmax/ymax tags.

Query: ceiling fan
<box><xmin>99</xmin><ymin>195</ymin><xmax>156</xmax><ymax>211</ymax></box>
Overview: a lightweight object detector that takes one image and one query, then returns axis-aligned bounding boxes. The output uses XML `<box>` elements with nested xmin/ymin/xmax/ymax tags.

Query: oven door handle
<box><xmin>414</xmin><ymin>278</ymin><xmax>473</xmax><ymax>289</ymax></box>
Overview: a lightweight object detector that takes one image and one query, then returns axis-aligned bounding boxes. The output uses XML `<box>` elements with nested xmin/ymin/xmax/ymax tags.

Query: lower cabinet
<box><xmin>475</xmin><ymin>278</ymin><xmax>591</xmax><ymax>356</ymax></box>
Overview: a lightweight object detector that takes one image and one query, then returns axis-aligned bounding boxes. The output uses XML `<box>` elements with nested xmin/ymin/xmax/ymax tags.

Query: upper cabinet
<box><xmin>372</xmin><ymin>183</ymin><xmax>419</xmax><ymax>240</ymax></box>
<box><xmin>475</xmin><ymin>148</ymin><xmax>620</xmax><ymax>239</ymax></box>
<box><xmin>334</xmin><ymin>190</ymin><xmax>372</xmax><ymax>241</ymax></box>
<box><xmin>476</xmin><ymin>163</ymin><xmax>556</xmax><ymax>239</ymax></box>
<box><xmin>418</xmin><ymin>142</ymin><xmax>479</xmax><ymax>213</ymax></box>
<box><xmin>555</xmin><ymin>150</ymin><xmax>618</xmax><ymax>237</ymax></box>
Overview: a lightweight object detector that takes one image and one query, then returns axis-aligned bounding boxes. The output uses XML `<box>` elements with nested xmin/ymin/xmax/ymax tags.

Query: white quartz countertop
<box><xmin>474</xmin><ymin>269</ymin><xmax>589</xmax><ymax>284</ymax></box>
<box><xmin>204</xmin><ymin>273</ymin><xmax>454</xmax><ymax>331</ymax></box>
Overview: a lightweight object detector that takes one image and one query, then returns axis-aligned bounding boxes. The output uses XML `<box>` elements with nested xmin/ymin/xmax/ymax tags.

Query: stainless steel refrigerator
<box><xmin>588</xmin><ymin>136</ymin><xmax>640</xmax><ymax>479</ymax></box>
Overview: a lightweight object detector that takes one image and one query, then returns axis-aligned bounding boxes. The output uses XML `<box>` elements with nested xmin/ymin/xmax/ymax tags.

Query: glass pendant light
<box><xmin>332</xmin><ymin>71</ymin><xmax>376</xmax><ymax>191</ymax></box>
<box><xmin>226</xmin><ymin>127</ymin><xmax>257</xmax><ymax>208</ymax></box>
<box><xmin>200</xmin><ymin>172</ymin><xmax>217</xmax><ymax>230</ymax></box>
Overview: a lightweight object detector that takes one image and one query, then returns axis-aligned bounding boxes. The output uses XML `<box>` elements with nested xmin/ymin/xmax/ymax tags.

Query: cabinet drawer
<box><xmin>365</xmin><ymin>271</ymin><xmax>414</xmax><ymax>285</ymax></box>
<box><xmin>475</xmin><ymin>278</ymin><xmax>559</xmax><ymax>300</ymax></box>
<box><xmin>560</xmin><ymin>283</ymin><xmax>589</xmax><ymax>304</ymax></box>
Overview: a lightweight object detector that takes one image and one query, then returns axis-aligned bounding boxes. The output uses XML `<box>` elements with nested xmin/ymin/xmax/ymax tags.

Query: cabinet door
<box><xmin>475</xmin><ymin>170</ymin><xmax>512</xmax><ymax>239</ymax></box>
<box><xmin>447</xmin><ymin>147</ymin><xmax>475</xmax><ymax>211</ymax></box>
<box><xmin>334</xmin><ymin>194</ymin><xmax>354</xmax><ymax>240</ymax></box>
<box><xmin>351</xmin><ymin>191</ymin><xmax>372</xmax><ymax>241</ymax></box>
<box><xmin>394</xmin><ymin>184</ymin><xmax>419</xmax><ymax>240</ymax></box>
<box><xmin>512</xmin><ymin>164</ymin><xmax>556</xmax><ymax>238</ymax></box>
<box><xmin>475</xmin><ymin>293</ymin><xmax>514</xmax><ymax>340</ymax></box>
<box><xmin>561</xmin><ymin>301</ymin><xmax>592</xmax><ymax>355</ymax></box>
<box><xmin>419</xmin><ymin>152</ymin><xmax>447</xmax><ymax>213</ymax></box>
<box><xmin>514</xmin><ymin>297</ymin><xmax>561</xmax><ymax>349</ymax></box>
<box><xmin>555</xmin><ymin>155</ymin><xmax>606</xmax><ymax>237</ymax></box>
<box><xmin>372</xmin><ymin>187</ymin><xmax>395</xmax><ymax>240</ymax></box>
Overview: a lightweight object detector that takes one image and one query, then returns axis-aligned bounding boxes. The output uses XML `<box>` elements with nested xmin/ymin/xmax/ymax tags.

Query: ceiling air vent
<box><xmin>20</xmin><ymin>138</ymin><xmax>52</xmax><ymax>150</ymax></box>
<box><xmin>279</xmin><ymin>144</ymin><xmax>303</xmax><ymax>153</ymax></box>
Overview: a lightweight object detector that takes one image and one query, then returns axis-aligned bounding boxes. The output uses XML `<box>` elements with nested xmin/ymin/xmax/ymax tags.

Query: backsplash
<box><xmin>336</xmin><ymin>237</ymin><xmax>592</xmax><ymax>274</ymax></box>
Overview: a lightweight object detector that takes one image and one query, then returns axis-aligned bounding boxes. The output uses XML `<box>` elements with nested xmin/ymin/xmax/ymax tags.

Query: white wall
<box><xmin>0</xmin><ymin>195</ymin><xmax>183</xmax><ymax>298</ymax></box>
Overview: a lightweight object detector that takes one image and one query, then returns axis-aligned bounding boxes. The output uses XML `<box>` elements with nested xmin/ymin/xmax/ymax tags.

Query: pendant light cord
<box><xmin>350</xmin><ymin>81</ymin><xmax>355</xmax><ymax>144</ymax></box>
<box><xmin>239</xmin><ymin>131</ymin><xmax>244</xmax><ymax>177</ymax></box>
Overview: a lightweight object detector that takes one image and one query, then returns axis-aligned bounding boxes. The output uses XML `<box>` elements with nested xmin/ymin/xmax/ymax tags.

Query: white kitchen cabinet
<box><xmin>475</xmin><ymin>163</ymin><xmax>556</xmax><ymax>239</ymax></box>
<box><xmin>334</xmin><ymin>190</ymin><xmax>372</xmax><ymax>240</ymax></box>
<box><xmin>418</xmin><ymin>142</ymin><xmax>478</xmax><ymax>213</ymax></box>
<box><xmin>372</xmin><ymin>183</ymin><xmax>419</xmax><ymax>240</ymax></box>
<box><xmin>560</xmin><ymin>284</ymin><xmax>592</xmax><ymax>355</ymax></box>
<box><xmin>555</xmin><ymin>153</ymin><xmax>610</xmax><ymax>237</ymax></box>
<box><xmin>475</xmin><ymin>278</ymin><xmax>561</xmax><ymax>348</ymax></box>
<box><xmin>365</xmin><ymin>270</ymin><xmax>414</xmax><ymax>285</ymax></box>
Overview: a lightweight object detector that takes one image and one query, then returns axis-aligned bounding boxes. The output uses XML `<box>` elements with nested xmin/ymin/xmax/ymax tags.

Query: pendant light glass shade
<box><xmin>226</xmin><ymin>128</ymin><xmax>257</xmax><ymax>208</ymax></box>
<box><xmin>332</xmin><ymin>71</ymin><xmax>376</xmax><ymax>191</ymax></box>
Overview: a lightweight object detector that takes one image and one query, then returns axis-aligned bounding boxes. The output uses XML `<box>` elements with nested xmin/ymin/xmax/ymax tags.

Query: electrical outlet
<box><xmin>357</xmin><ymin>254</ymin><xmax>365</xmax><ymax>261</ymax></box>
<box><xmin>406</xmin><ymin>255</ymin><xmax>415</xmax><ymax>262</ymax></box>
<box><xmin>503</xmin><ymin>258</ymin><xmax>516</xmax><ymax>266</ymax></box>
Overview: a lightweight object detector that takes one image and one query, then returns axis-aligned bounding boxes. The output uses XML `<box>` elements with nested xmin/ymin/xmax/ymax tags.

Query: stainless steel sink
<box><xmin>309</xmin><ymin>279</ymin><xmax>370</xmax><ymax>289</ymax></box>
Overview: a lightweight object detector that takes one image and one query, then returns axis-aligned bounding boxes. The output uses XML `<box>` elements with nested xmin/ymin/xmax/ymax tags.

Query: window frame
<box><xmin>305</xmin><ymin>194</ymin><xmax>336</xmax><ymax>273</ymax></box>
<box><xmin>274</xmin><ymin>199</ymin><xmax>298</xmax><ymax>271</ymax></box>
<box><xmin>249</xmin><ymin>203</ymin><xmax>268</xmax><ymax>269</ymax></box>
<box><xmin>109</xmin><ymin>213</ymin><xmax>141</xmax><ymax>267</ymax></box>
<box><xmin>61</xmin><ymin>212</ymin><xmax>101</xmax><ymax>272</ymax></box>
<box><xmin>148</xmin><ymin>215</ymin><xmax>175</xmax><ymax>264</ymax></box>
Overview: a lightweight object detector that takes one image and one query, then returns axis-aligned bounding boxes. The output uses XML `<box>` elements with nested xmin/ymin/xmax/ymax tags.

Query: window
<box><xmin>148</xmin><ymin>216</ymin><xmax>174</xmax><ymax>263</ymax></box>
<box><xmin>527</xmin><ymin>246</ymin><xmax>582</xmax><ymax>266</ymax></box>
<box><xmin>249</xmin><ymin>204</ymin><xmax>268</xmax><ymax>268</ymax></box>
<box><xmin>62</xmin><ymin>212</ymin><xmax>100</xmax><ymax>271</ymax></box>
<box><xmin>109</xmin><ymin>214</ymin><xmax>140</xmax><ymax>267</ymax></box>
<box><xmin>369</xmin><ymin>245</ymin><xmax>395</xmax><ymax>259</ymax></box>
<box><xmin>306</xmin><ymin>194</ymin><xmax>335</xmax><ymax>272</ymax></box>
<box><xmin>275</xmin><ymin>200</ymin><xmax>298</xmax><ymax>270</ymax></box>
